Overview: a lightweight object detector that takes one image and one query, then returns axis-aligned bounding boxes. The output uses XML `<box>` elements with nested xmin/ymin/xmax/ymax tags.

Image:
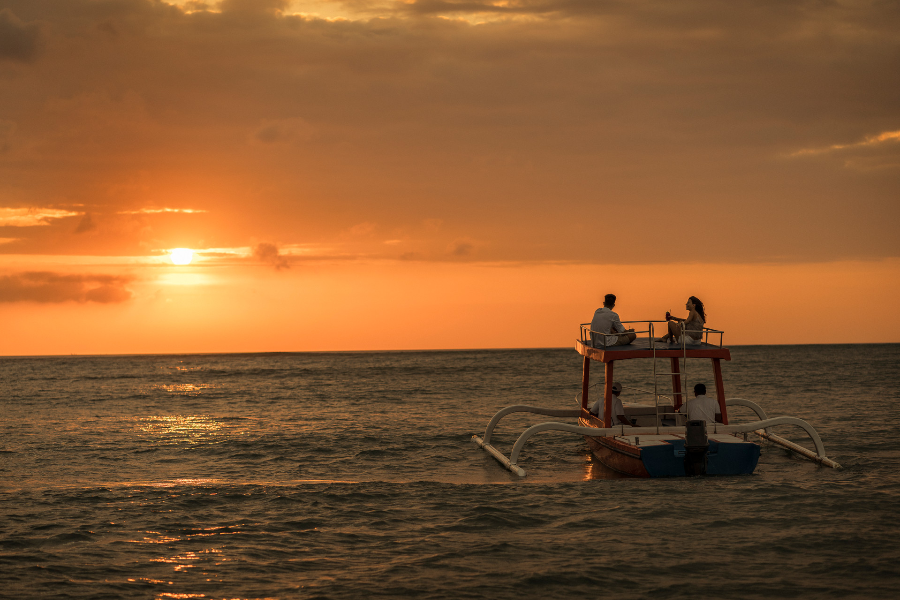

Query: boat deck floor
<box><xmin>577</xmin><ymin>337</ymin><xmax>731</xmax><ymax>361</ymax></box>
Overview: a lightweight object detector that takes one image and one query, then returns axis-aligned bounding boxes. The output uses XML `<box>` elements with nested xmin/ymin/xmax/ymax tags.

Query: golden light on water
<box><xmin>136</xmin><ymin>414</ymin><xmax>223</xmax><ymax>445</ymax></box>
<box><xmin>169</xmin><ymin>248</ymin><xmax>193</xmax><ymax>265</ymax></box>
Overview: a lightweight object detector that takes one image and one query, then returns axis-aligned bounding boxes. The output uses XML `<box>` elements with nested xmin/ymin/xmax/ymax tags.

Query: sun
<box><xmin>169</xmin><ymin>248</ymin><xmax>194</xmax><ymax>265</ymax></box>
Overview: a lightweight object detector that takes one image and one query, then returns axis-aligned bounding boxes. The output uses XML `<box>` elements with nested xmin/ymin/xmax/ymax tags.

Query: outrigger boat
<box><xmin>473</xmin><ymin>321</ymin><xmax>840</xmax><ymax>477</ymax></box>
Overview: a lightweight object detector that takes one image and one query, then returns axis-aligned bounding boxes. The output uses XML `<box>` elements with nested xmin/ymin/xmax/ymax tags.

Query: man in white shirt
<box><xmin>678</xmin><ymin>383</ymin><xmax>721</xmax><ymax>424</ymax></box>
<box><xmin>590</xmin><ymin>293</ymin><xmax>637</xmax><ymax>347</ymax></box>
<box><xmin>590</xmin><ymin>382</ymin><xmax>632</xmax><ymax>426</ymax></box>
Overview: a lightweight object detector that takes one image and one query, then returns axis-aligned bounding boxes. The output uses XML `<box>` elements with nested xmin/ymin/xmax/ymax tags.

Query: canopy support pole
<box><xmin>581</xmin><ymin>355</ymin><xmax>590</xmax><ymax>411</ymax></box>
<box><xmin>603</xmin><ymin>361</ymin><xmax>614</xmax><ymax>428</ymax></box>
<box><xmin>712</xmin><ymin>358</ymin><xmax>728</xmax><ymax>424</ymax></box>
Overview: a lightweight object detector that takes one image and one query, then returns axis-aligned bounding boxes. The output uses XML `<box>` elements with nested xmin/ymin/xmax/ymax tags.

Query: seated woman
<box><xmin>658</xmin><ymin>296</ymin><xmax>706</xmax><ymax>345</ymax></box>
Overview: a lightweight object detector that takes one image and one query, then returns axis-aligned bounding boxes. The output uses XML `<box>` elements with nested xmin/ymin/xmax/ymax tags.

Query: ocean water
<box><xmin>1</xmin><ymin>345</ymin><xmax>899</xmax><ymax>599</ymax></box>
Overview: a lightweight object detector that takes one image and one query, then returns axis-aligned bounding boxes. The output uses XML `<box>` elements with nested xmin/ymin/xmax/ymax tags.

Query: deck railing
<box><xmin>579</xmin><ymin>320</ymin><xmax>725</xmax><ymax>349</ymax></box>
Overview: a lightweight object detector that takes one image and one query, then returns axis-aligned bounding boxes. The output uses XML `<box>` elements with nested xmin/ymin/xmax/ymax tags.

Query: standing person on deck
<box><xmin>678</xmin><ymin>383</ymin><xmax>721</xmax><ymax>424</ymax></box>
<box><xmin>590</xmin><ymin>293</ymin><xmax>636</xmax><ymax>347</ymax></box>
<box><xmin>658</xmin><ymin>296</ymin><xmax>706</xmax><ymax>345</ymax></box>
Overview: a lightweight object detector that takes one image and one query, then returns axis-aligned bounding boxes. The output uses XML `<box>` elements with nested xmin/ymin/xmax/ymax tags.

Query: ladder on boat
<box><xmin>650</xmin><ymin>322</ymin><xmax>726</xmax><ymax>429</ymax></box>
<box><xmin>650</xmin><ymin>321</ymin><xmax>690</xmax><ymax>430</ymax></box>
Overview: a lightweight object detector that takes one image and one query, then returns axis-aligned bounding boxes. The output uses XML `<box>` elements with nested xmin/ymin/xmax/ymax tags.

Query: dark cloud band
<box><xmin>0</xmin><ymin>8</ymin><xmax>41</xmax><ymax>62</ymax></box>
<box><xmin>0</xmin><ymin>271</ymin><xmax>133</xmax><ymax>303</ymax></box>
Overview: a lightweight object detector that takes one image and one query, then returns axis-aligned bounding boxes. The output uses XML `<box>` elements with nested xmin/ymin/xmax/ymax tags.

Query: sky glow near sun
<box><xmin>169</xmin><ymin>249</ymin><xmax>194</xmax><ymax>266</ymax></box>
<box><xmin>0</xmin><ymin>0</ymin><xmax>898</xmax><ymax>354</ymax></box>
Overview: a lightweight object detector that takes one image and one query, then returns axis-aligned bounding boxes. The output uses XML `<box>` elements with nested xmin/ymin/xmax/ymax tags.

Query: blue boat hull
<box><xmin>586</xmin><ymin>435</ymin><xmax>760</xmax><ymax>477</ymax></box>
<box><xmin>640</xmin><ymin>438</ymin><xmax>760</xmax><ymax>477</ymax></box>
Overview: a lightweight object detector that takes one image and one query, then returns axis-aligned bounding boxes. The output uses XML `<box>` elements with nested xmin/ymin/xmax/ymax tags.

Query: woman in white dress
<box><xmin>657</xmin><ymin>296</ymin><xmax>706</xmax><ymax>345</ymax></box>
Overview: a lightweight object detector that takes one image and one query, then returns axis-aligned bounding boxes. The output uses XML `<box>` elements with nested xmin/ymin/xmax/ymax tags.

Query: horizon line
<box><xmin>2</xmin><ymin>341</ymin><xmax>898</xmax><ymax>359</ymax></box>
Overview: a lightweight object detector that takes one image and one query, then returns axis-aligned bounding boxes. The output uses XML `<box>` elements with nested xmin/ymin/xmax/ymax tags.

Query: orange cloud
<box><xmin>220</xmin><ymin>0</ymin><xmax>290</xmax><ymax>15</ymax></box>
<box><xmin>447</xmin><ymin>237</ymin><xmax>477</xmax><ymax>258</ymax></box>
<box><xmin>0</xmin><ymin>8</ymin><xmax>41</xmax><ymax>63</ymax></box>
<box><xmin>73</xmin><ymin>213</ymin><xmax>96</xmax><ymax>234</ymax></box>
<box><xmin>252</xmin><ymin>242</ymin><xmax>291</xmax><ymax>270</ymax></box>
<box><xmin>0</xmin><ymin>208</ymin><xmax>80</xmax><ymax>227</ymax></box>
<box><xmin>1</xmin><ymin>0</ymin><xmax>896</xmax><ymax>265</ymax></box>
<box><xmin>252</xmin><ymin>118</ymin><xmax>315</xmax><ymax>144</ymax></box>
<box><xmin>0</xmin><ymin>271</ymin><xmax>133</xmax><ymax>304</ymax></box>
<box><xmin>117</xmin><ymin>208</ymin><xmax>208</xmax><ymax>215</ymax></box>
<box><xmin>791</xmin><ymin>129</ymin><xmax>900</xmax><ymax>157</ymax></box>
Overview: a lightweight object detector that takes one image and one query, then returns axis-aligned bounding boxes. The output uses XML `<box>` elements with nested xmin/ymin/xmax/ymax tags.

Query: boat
<box><xmin>473</xmin><ymin>320</ymin><xmax>840</xmax><ymax>477</ymax></box>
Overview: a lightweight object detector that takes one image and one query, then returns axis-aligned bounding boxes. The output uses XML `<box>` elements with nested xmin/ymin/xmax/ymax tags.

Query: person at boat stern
<box><xmin>590</xmin><ymin>293</ymin><xmax>636</xmax><ymax>347</ymax></box>
<box><xmin>677</xmin><ymin>383</ymin><xmax>721</xmax><ymax>424</ymax></box>
<box><xmin>658</xmin><ymin>296</ymin><xmax>706</xmax><ymax>345</ymax></box>
<box><xmin>590</xmin><ymin>382</ymin><xmax>632</xmax><ymax>426</ymax></box>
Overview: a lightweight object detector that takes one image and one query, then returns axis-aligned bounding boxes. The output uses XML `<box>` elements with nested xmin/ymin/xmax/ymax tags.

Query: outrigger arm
<box><xmin>472</xmin><ymin>405</ymin><xmax>581</xmax><ymax>476</ymax></box>
<box><xmin>473</xmin><ymin>404</ymin><xmax>841</xmax><ymax>477</ymax></box>
<box><xmin>726</xmin><ymin>398</ymin><xmax>841</xmax><ymax>469</ymax></box>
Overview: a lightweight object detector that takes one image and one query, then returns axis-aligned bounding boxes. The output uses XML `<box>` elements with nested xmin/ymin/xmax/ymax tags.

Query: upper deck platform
<box><xmin>576</xmin><ymin>338</ymin><xmax>731</xmax><ymax>362</ymax></box>
<box><xmin>577</xmin><ymin>321</ymin><xmax>731</xmax><ymax>362</ymax></box>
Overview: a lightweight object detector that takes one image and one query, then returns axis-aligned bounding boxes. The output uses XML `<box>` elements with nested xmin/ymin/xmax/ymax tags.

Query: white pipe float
<box><xmin>755</xmin><ymin>430</ymin><xmax>842</xmax><ymax>468</ymax></box>
<box><xmin>726</xmin><ymin>399</ymin><xmax>840</xmax><ymax>468</ymax></box>
<box><xmin>472</xmin><ymin>405</ymin><xmax>581</xmax><ymax>477</ymax></box>
<box><xmin>471</xmin><ymin>436</ymin><xmax>526</xmax><ymax>477</ymax></box>
<box><xmin>725</xmin><ymin>398</ymin><xmax>769</xmax><ymax>421</ymax></box>
<box><xmin>478</xmin><ymin>405</ymin><xmax>582</xmax><ymax>446</ymax></box>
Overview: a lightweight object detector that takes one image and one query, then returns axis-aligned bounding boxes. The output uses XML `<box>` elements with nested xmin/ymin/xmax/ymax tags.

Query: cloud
<box><xmin>253</xmin><ymin>242</ymin><xmax>290</xmax><ymax>269</ymax></box>
<box><xmin>404</xmin><ymin>0</ymin><xmax>547</xmax><ymax>17</ymax></box>
<box><xmin>0</xmin><ymin>120</ymin><xmax>15</xmax><ymax>152</ymax></box>
<box><xmin>0</xmin><ymin>208</ymin><xmax>80</xmax><ymax>227</ymax></box>
<box><xmin>219</xmin><ymin>0</ymin><xmax>289</xmax><ymax>15</ymax></box>
<box><xmin>253</xmin><ymin>117</ymin><xmax>315</xmax><ymax>144</ymax></box>
<box><xmin>117</xmin><ymin>208</ymin><xmax>207</xmax><ymax>215</ymax></box>
<box><xmin>74</xmin><ymin>213</ymin><xmax>96</xmax><ymax>233</ymax></box>
<box><xmin>422</xmin><ymin>219</ymin><xmax>443</xmax><ymax>232</ymax></box>
<box><xmin>791</xmin><ymin>130</ymin><xmax>900</xmax><ymax>157</ymax></box>
<box><xmin>0</xmin><ymin>9</ymin><xmax>41</xmax><ymax>62</ymax></box>
<box><xmin>346</xmin><ymin>222</ymin><xmax>377</xmax><ymax>237</ymax></box>
<box><xmin>0</xmin><ymin>272</ymin><xmax>134</xmax><ymax>303</ymax></box>
<box><xmin>448</xmin><ymin>238</ymin><xmax>475</xmax><ymax>257</ymax></box>
<box><xmin>0</xmin><ymin>0</ymin><xmax>898</xmax><ymax>265</ymax></box>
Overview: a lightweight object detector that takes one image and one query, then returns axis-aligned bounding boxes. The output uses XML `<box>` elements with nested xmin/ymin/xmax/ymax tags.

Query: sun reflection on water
<box><xmin>137</xmin><ymin>415</ymin><xmax>223</xmax><ymax>444</ymax></box>
<box><xmin>149</xmin><ymin>383</ymin><xmax>217</xmax><ymax>396</ymax></box>
<box><xmin>168</xmin><ymin>365</ymin><xmax>204</xmax><ymax>372</ymax></box>
<box><xmin>581</xmin><ymin>451</ymin><xmax>629</xmax><ymax>480</ymax></box>
<box><xmin>146</xmin><ymin>478</ymin><xmax>221</xmax><ymax>487</ymax></box>
<box><xmin>153</xmin><ymin>550</ymin><xmax>199</xmax><ymax>571</ymax></box>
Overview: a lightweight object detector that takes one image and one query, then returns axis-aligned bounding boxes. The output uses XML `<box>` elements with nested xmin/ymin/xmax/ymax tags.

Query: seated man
<box><xmin>590</xmin><ymin>382</ymin><xmax>631</xmax><ymax>426</ymax></box>
<box><xmin>590</xmin><ymin>293</ymin><xmax>637</xmax><ymax>347</ymax></box>
<box><xmin>677</xmin><ymin>383</ymin><xmax>721</xmax><ymax>424</ymax></box>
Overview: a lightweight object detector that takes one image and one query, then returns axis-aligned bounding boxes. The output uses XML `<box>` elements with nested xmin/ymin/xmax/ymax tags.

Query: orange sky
<box><xmin>1</xmin><ymin>1</ymin><xmax>898</xmax><ymax>355</ymax></box>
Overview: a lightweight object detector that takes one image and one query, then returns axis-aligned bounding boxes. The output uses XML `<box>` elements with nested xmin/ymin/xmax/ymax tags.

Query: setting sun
<box><xmin>170</xmin><ymin>248</ymin><xmax>194</xmax><ymax>265</ymax></box>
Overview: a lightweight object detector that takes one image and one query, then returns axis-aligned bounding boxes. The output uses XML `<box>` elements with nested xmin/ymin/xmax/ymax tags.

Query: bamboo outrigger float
<box><xmin>473</xmin><ymin>321</ymin><xmax>840</xmax><ymax>477</ymax></box>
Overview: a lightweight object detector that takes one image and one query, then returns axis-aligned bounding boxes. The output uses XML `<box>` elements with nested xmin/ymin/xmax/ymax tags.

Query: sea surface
<box><xmin>1</xmin><ymin>345</ymin><xmax>899</xmax><ymax>599</ymax></box>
